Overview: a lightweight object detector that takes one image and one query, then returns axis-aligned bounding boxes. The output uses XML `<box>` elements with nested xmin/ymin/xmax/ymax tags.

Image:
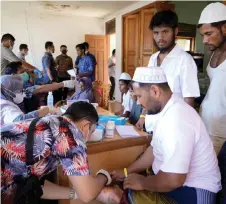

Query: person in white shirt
<box><xmin>115</xmin><ymin>72</ymin><xmax>133</xmax><ymax>118</ymax></box>
<box><xmin>135</xmin><ymin>10</ymin><xmax>200</xmax><ymax>132</ymax></box>
<box><xmin>198</xmin><ymin>3</ymin><xmax>226</xmax><ymax>153</ymax></box>
<box><xmin>108</xmin><ymin>49</ymin><xmax>116</xmax><ymax>100</ymax></box>
<box><xmin>111</xmin><ymin>67</ymin><xmax>221</xmax><ymax>204</ymax></box>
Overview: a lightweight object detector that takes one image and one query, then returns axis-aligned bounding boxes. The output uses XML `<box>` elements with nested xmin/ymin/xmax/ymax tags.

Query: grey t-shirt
<box><xmin>1</xmin><ymin>44</ymin><xmax>21</xmax><ymax>75</ymax></box>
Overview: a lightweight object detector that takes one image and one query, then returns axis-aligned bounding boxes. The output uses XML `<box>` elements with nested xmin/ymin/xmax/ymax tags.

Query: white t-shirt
<box><xmin>122</xmin><ymin>91</ymin><xmax>133</xmax><ymax>114</ymax></box>
<box><xmin>151</xmin><ymin>94</ymin><xmax>221</xmax><ymax>193</ymax></box>
<box><xmin>108</xmin><ymin>56</ymin><xmax>116</xmax><ymax>78</ymax></box>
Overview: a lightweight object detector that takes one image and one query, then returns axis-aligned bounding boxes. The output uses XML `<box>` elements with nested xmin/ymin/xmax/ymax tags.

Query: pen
<box><xmin>124</xmin><ymin>168</ymin><xmax>133</xmax><ymax>203</ymax></box>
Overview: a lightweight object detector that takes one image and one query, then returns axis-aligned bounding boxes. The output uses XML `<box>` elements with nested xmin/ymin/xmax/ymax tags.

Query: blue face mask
<box><xmin>20</xmin><ymin>72</ymin><xmax>29</xmax><ymax>83</ymax></box>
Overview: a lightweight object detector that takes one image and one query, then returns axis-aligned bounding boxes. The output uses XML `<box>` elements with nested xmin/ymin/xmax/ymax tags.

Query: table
<box><xmin>58</xmin><ymin>107</ymin><xmax>151</xmax><ymax>204</ymax></box>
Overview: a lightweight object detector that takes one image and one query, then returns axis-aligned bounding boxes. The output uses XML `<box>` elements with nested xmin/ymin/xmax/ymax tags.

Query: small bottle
<box><xmin>47</xmin><ymin>91</ymin><xmax>54</xmax><ymax>107</ymax></box>
<box><xmin>105</xmin><ymin>121</ymin><xmax>115</xmax><ymax>138</ymax></box>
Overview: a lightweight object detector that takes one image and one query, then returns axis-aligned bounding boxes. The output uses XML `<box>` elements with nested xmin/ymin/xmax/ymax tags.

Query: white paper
<box><xmin>116</xmin><ymin>125</ymin><xmax>140</xmax><ymax>137</ymax></box>
<box><xmin>67</xmin><ymin>69</ymin><xmax>76</xmax><ymax>77</ymax></box>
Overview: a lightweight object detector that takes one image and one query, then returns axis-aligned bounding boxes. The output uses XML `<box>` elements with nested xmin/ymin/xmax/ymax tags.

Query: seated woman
<box><xmin>0</xmin><ymin>75</ymin><xmax>74</xmax><ymax>125</ymax></box>
<box><xmin>1</xmin><ymin>102</ymin><xmax>121</xmax><ymax>204</ymax></box>
<box><xmin>70</xmin><ymin>77</ymin><xmax>94</xmax><ymax>102</ymax></box>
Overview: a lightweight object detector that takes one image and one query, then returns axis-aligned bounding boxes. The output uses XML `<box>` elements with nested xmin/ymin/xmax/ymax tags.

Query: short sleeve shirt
<box><xmin>122</xmin><ymin>91</ymin><xmax>133</xmax><ymax>114</ymax></box>
<box><xmin>42</xmin><ymin>52</ymin><xmax>57</xmax><ymax>81</ymax></box>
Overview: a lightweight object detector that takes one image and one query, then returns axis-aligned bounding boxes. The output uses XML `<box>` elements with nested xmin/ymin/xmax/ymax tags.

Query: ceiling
<box><xmin>2</xmin><ymin>1</ymin><xmax>136</xmax><ymax>18</ymax></box>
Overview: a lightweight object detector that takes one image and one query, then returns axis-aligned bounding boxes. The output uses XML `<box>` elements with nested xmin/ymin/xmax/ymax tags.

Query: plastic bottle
<box><xmin>47</xmin><ymin>91</ymin><xmax>54</xmax><ymax>107</ymax></box>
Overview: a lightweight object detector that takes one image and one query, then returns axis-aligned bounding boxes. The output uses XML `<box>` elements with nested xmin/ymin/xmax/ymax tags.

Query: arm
<box><xmin>21</xmin><ymin>61</ymin><xmax>35</xmax><ymax>72</ymax></box>
<box><xmin>32</xmin><ymin>83</ymin><xmax>64</xmax><ymax>95</ymax></box>
<box><xmin>136</xmin><ymin>109</ymin><xmax>147</xmax><ymax>130</ymax></box>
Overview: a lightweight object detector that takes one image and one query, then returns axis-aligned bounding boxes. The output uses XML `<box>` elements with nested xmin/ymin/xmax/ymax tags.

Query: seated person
<box><xmin>115</xmin><ymin>72</ymin><xmax>133</xmax><ymax>118</ymax></box>
<box><xmin>1</xmin><ymin>102</ymin><xmax>121</xmax><ymax>204</ymax></box>
<box><xmin>110</xmin><ymin>67</ymin><xmax>221</xmax><ymax>204</ymax></box>
<box><xmin>0</xmin><ymin>75</ymin><xmax>74</xmax><ymax>125</ymax></box>
<box><xmin>128</xmin><ymin>83</ymin><xmax>143</xmax><ymax>126</ymax></box>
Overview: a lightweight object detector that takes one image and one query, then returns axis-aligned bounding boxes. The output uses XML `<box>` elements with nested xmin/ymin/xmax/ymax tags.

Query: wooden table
<box><xmin>58</xmin><ymin>107</ymin><xmax>151</xmax><ymax>204</ymax></box>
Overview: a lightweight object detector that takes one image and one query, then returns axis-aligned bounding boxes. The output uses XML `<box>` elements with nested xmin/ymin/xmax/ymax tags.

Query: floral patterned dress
<box><xmin>1</xmin><ymin>115</ymin><xmax>90</xmax><ymax>202</ymax></box>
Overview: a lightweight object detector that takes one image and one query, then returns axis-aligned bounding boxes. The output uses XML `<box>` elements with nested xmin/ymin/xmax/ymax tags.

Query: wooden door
<box><xmin>85</xmin><ymin>35</ymin><xmax>108</xmax><ymax>83</ymax></box>
<box><xmin>123</xmin><ymin>13</ymin><xmax>140</xmax><ymax>77</ymax></box>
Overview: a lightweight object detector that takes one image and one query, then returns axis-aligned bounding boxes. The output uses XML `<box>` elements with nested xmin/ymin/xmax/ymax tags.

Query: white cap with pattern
<box><xmin>119</xmin><ymin>72</ymin><xmax>131</xmax><ymax>81</ymax></box>
<box><xmin>198</xmin><ymin>2</ymin><xmax>226</xmax><ymax>25</ymax></box>
<box><xmin>132</xmin><ymin>67</ymin><xmax>167</xmax><ymax>84</ymax></box>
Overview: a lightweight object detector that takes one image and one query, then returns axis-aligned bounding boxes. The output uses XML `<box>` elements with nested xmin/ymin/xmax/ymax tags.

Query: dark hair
<box><xmin>45</xmin><ymin>41</ymin><xmax>54</xmax><ymax>49</ymax></box>
<box><xmin>19</xmin><ymin>44</ymin><xmax>28</xmax><ymax>51</ymax></box>
<box><xmin>83</xmin><ymin>42</ymin><xmax>89</xmax><ymax>49</ymax></box>
<box><xmin>197</xmin><ymin>20</ymin><xmax>226</xmax><ymax>29</ymax></box>
<box><xmin>149</xmin><ymin>10</ymin><xmax>178</xmax><ymax>30</ymax></box>
<box><xmin>60</xmin><ymin>45</ymin><xmax>67</xmax><ymax>49</ymax></box>
<box><xmin>63</xmin><ymin>101</ymin><xmax>98</xmax><ymax>124</ymax></box>
<box><xmin>112</xmin><ymin>49</ymin><xmax>116</xmax><ymax>55</ymax></box>
<box><xmin>5</xmin><ymin>61</ymin><xmax>22</xmax><ymax>75</ymax></box>
<box><xmin>1</xmin><ymin>33</ymin><xmax>15</xmax><ymax>43</ymax></box>
<box><xmin>134</xmin><ymin>82</ymin><xmax>170</xmax><ymax>91</ymax></box>
<box><xmin>76</xmin><ymin>43</ymin><xmax>85</xmax><ymax>52</ymax></box>
<box><xmin>119</xmin><ymin>79</ymin><xmax>131</xmax><ymax>86</ymax></box>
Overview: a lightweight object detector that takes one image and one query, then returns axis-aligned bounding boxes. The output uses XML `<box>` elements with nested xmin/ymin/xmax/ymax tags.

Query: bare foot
<box><xmin>96</xmin><ymin>186</ymin><xmax>123</xmax><ymax>204</ymax></box>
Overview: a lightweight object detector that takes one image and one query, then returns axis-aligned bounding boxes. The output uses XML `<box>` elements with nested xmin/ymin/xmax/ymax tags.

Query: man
<box><xmin>55</xmin><ymin>45</ymin><xmax>73</xmax><ymax>100</ymax></box>
<box><xmin>17</xmin><ymin>44</ymin><xmax>28</xmax><ymax>61</ymax></box>
<box><xmin>136</xmin><ymin>10</ymin><xmax>200</xmax><ymax>131</ymax></box>
<box><xmin>1</xmin><ymin>33</ymin><xmax>35</xmax><ymax>75</ymax></box>
<box><xmin>198</xmin><ymin>2</ymin><xmax>226</xmax><ymax>153</ymax></box>
<box><xmin>108</xmin><ymin>49</ymin><xmax>116</xmax><ymax>100</ymax></box>
<box><xmin>112</xmin><ymin>67</ymin><xmax>221</xmax><ymax>204</ymax></box>
<box><xmin>76</xmin><ymin>43</ymin><xmax>95</xmax><ymax>82</ymax></box>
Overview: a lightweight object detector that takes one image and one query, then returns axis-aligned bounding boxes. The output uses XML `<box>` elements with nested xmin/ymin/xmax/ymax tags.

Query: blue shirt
<box><xmin>78</xmin><ymin>55</ymin><xmax>95</xmax><ymax>81</ymax></box>
<box><xmin>42</xmin><ymin>52</ymin><xmax>57</xmax><ymax>82</ymax></box>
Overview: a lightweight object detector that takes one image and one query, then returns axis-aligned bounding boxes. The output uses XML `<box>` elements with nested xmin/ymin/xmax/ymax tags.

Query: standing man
<box><xmin>136</xmin><ymin>10</ymin><xmax>200</xmax><ymax>131</ymax></box>
<box><xmin>198</xmin><ymin>2</ymin><xmax>226</xmax><ymax>153</ymax></box>
<box><xmin>55</xmin><ymin>45</ymin><xmax>73</xmax><ymax>100</ymax></box>
<box><xmin>17</xmin><ymin>44</ymin><xmax>28</xmax><ymax>61</ymax></box>
<box><xmin>1</xmin><ymin>33</ymin><xmax>35</xmax><ymax>75</ymax></box>
<box><xmin>108</xmin><ymin>49</ymin><xmax>116</xmax><ymax>100</ymax></box>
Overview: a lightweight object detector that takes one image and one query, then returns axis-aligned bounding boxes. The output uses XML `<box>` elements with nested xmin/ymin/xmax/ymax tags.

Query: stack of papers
<box><xmin>116</xmin><ymin>125</ymin><xmax>140</xmax><ymax>137</ymax></box>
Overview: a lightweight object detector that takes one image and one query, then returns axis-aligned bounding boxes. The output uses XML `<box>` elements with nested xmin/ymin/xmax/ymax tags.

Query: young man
<box><xmin>17</xmin><ymin>44</ymin><xmax>28</xmax><ymax>61</ymax></box>
<box><xmin>108</xmin><ymin>49</ymin><xmax>116</xmax><ymax>100</ymax></box>
<box><xmin>136</xmin><ymin>10</ymin><xmax>200</xmax><ymax>131</ymax></box>
<box><xmin>1</xmin><ymin>33</ymin><xmax>35</xmax><ymax>75</ymax></box>
<box><xmin>116</xmin><ymin>72</ymin><xmax>133</xmax><ymax>118</ymax></box>
<box><xmin>112</xmin><ymin>67</ymin><xmax>221</xmax><ymax>204</ymax></box>
<box><xmin>55</xmin><ymin>45</ymin><xmax>73</xmax><ymax>100</ymax></box>
<box><xmin>198</xmin><ymin>2</ymin><xmax>226</xmax><ymax>153</ymax></box>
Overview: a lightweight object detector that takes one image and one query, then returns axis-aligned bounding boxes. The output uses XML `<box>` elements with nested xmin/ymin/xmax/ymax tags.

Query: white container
<box><xmin>47</xmin><ymin>91</ymin><xmax>54</xmax><ymax>107</ymax></box>
<box><xmin>105</xmin><ymin>121</ymin><xmax>115</xmax><ymax>138</ymax></box>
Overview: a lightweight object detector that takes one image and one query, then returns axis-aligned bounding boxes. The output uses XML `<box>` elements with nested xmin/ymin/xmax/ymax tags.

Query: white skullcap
<box><xmin>119</xmin><ymin>72</ymin><xmax>131</xmax><ymax>81</ymax></box>
<box><xmin>133</xmin><ymin>67</ymin><xmax>167</xmax><ymax>84</ymax></box>
<box><xmin>198</xmin><ymin>2</ymin><xmax>226</xmax><ymax>25</ymax></box>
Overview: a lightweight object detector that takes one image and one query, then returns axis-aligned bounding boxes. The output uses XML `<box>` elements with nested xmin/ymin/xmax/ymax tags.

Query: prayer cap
<box><xmin>119</xmin><ymin>72</ymin><xmax>131</xmax><ymax>81</ymax></box>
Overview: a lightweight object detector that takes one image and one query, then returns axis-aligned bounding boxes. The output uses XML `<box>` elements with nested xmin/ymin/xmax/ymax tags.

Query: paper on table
<box><xmin>116</xmin><ymin>125</ymin><xmax>140</xmax><ymax>137</ymax></box>
<box><xmin>67</xmin><ymin>69</ymin><xmax>76</xmax><ymax>77</ymax></box>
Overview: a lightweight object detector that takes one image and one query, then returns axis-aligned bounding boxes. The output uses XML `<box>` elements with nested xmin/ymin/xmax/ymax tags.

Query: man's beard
<box><xmin>154</xmin><ymin>36</ymin><xmax>176</xmax><ymax>53</ymax></box>
<box><xmin>206</xmin><ymin>35</ymin><xmax>226</xmax><ymax>51</ymax></box>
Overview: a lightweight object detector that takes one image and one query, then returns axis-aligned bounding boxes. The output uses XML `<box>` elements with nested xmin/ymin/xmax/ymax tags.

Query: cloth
<box><xmin>1</xmin><ymin>44</ymin><xmax>21</xmax><ymax>75</ymax></box>
<box><xmin>199</xmin><ymin>57</ymin><xmax>226</xmax><ymax>152</ymax></box>
<box><xmin>129</xmin><ymin>100</ymin><xmax>142</xmax><ymax>125</ymax></box>
<box><xmin>109</xmin><ymin>76</ymin><xmax>115</xmax><ymax>100</ymax></box>
<box><xmin>42</xmin><ymin>52</ymin><xmax>57</xmax><ymax>82</ymax></box>
<box><xmin>55</xmin><ymin>54</ymin><xmax>73</xmax><ymax>78</ymax></box>
<box><xmin>78</xmin><ymin>55</ymin><xmax>95</xmax><ymax>82</ymax></box>
<box><xmin>122</xmin><ymin>91</ymin><xmax>133</xmax><ymax>114</ymax></box>
<box><xmin>17</xmin><ymin>52</ymin><xmax>25</xmax><ymax>61</ymax></box>
<box><xmin>108</xmin><ymin>56</ymin><xmax>116</xmax><ymax>78</ymax></box>
<box><xmin>1</xmin><ymin>115</ymin><xmax>89</xmax><ymax>202</ymax></box>
<box><xmin>151</xmin><ymin>94</ymin><xmax>221</xmax><ymax>193</ymax></box>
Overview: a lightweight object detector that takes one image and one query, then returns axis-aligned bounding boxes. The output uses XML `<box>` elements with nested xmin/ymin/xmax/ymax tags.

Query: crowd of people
<box><xmin>1</xmin><ymin>2</ymin><xmax>226</xmax><ymax>204</ymax></box>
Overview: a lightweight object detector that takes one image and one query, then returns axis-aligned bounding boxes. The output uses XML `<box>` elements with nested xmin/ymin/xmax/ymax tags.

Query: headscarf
<box><xmin>70</xmin><ymin>77</ymin><xmax>93</xmax><ymax>102</ymax></box>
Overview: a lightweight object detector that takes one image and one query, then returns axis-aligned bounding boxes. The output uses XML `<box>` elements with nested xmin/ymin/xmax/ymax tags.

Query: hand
<box><xmin>48</xmin><ymin>107</ymin><xmax>62</xmax><ymax>115</ymax></box>
<box><xmin>123</xmin><ymin>173</ymin><xmax>145</xmax><ymax>191</ymax></box>
<box><xmin>111</xmin><ymin>169</ymin><xmax>125</xmax><ymax>181</ymax></box>
<box><xmin>54</xmin><ymin>100</ymin><xmax>66</xmax><ymax>108</ymax></box>
<box><xmin>135</xmin><ymin>118</ymin><xmax>145</xmax><ymax>130</ymax></box>
<box><xmin>63</xmin><ymin>80</ymin><xmax>75</xmax><ymax>88</ymax></box>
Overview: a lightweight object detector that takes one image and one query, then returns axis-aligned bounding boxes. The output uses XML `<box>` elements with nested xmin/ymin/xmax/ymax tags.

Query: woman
<box><xmin>1</xmin><ymin>102</ymin><xmax>121</xmax><ymax>203</ymax></box>
<box><xmin>70</xmin><ymin>77</ymin><xmax>94</xmax><ymax>102</ymax></box>
<box><xmin>0</xmin><ymin>75</ymin><xmax>74</xmax><ymax>125</ymax></box>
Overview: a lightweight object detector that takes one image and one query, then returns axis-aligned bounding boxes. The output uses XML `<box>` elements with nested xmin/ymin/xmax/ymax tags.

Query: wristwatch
<box><xmin>96</xmin><ymin>169</ymin><xmax>112</xmax><ymax>185</ymax></box>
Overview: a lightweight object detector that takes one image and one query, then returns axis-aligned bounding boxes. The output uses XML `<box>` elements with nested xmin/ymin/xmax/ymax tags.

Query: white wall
<box><xmin>1</xmin><ymin>2</ymin><xmax>105</xmax><ymax>69</ymax></box>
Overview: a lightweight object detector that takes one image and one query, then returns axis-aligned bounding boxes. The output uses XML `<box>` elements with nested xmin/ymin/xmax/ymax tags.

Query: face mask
<box><xmin>13</xmin><ymin>92</ymin><xmax>25</xmax><ymax>104</ymax></box>
<box><xmin>20</xmin><ymin>72</ymin><xmax>29</xmax><ymax>83</ymax></box>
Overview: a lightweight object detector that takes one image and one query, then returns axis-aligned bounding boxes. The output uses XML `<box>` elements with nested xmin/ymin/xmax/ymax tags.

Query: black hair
<box><xmin>197</xmin><ymin>20</ymin><xmax>226</xmax><ymax>29</ymax></box>
<box><xmin>119</xmin><ymin>79</ymin><xmax>131</xmax><ymax>86</ymax></box>
<box><xmin>19</xmin><ymin>44</ymin><xmax>28</xmax><ymax>51</ymax></box>
<box><xmin>76</xmin><ymin>43</ymin><xmax>85</xmax><ymax>52</ymax></box>
<box><xmin>134</xmin><ymin>82</ymin><xmax>170</xmax><ymax>91</ymax></box>
<box><xmin>149</xmin><ymin>10</ymin><xmax>178</xmax><ymax>30</ymax></box>
<box><xmin>1</xmin><ymin>33</ymin><xmax>15</xmax><ymax>43</ymax></box>
<box><xmin>60</xmin><ymin>45</ymin><xmax>67</xmax><ymax>49</ymax></box>
<box><xmin>5</xmin><ymin>61</ymin><xmax>22</xmax><ymax>75</ymax></box>
<box><xmin>83</xmin><ymin>42</ymin><xmax>89</xmax><ymax>49</ymax></box>
<box><xmin>112</xmin><ymin>49</ymin><xmax>116</xmax><ymax>55</ymax></box>
<box><xmin>63</xmin><ymin>101</ymin><xmax>98</xmax><ymax>124</ymax></box>
<box><xmin>45</xmin><ymin>41</ymin><xmax>54</xmax><ymax>49</ymax></box>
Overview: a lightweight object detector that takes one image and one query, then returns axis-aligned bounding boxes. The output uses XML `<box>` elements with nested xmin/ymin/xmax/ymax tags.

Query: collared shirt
<box><xmin>42</xmin><ymin>52</ymin><xmax>57</xmax><ymax>82</ymax></box>
<box><xmin>122</xmin><ymin>90</ymin><xmax>133</xmax><ymax>114</ymax></box>
<box><xmin>55</xmin><ymin>54</ymin><xmax>73</xmax><ymax>78</ymax></box>
<box><xmin>78</xmin><ymin>55</ymin><xmax>95</xmax><ymax>81</ymax></box>
<box><xmin>75</xmin><ymin>52</ymin><xmax>97</xmax><ymax>72</ymax></box>
<box><xmin>1</xmin><ymin>44</ymin><xmax>21</xmax><ymax>75</ymax></box>
<box><xmin>151</xmin><ymin>94</ymin><xmax>221</xmax><ymax>193</ymax></box>
<box><xmin>17</xmin><ymin>52</ymin><xmax>25</xmax><ymax>61</ymax></box>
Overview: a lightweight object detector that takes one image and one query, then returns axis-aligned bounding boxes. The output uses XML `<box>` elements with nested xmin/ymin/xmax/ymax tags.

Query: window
<box><xmin>176</xmin><ymin>36</ymin><xmax>195</xmax><ymax>52</ymax></box>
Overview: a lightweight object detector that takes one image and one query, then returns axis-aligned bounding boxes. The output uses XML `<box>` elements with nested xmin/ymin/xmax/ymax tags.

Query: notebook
<box><xmin>116</xmin><ymin>125</ymin><xmax>140</xmax><ymax>137</ymax></box>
